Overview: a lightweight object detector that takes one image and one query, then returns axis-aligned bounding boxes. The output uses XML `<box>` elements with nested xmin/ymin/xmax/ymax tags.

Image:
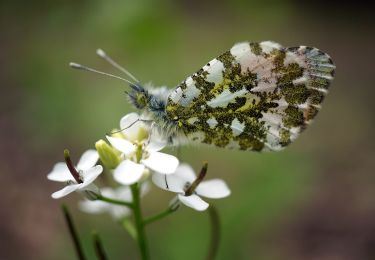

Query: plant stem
<box><xmin>97</xmin><ymin>195</ymin><xmax>133</xmax><ymax>208</ymax></box>
<box><xmin>143</xmin><ymin>206</ymin><xmax>177</xmax><ymax>226</ymax></box>
<box><xmin>92</xmin><ymin>231</ymin><xmax>108</xmax><ymax>260</ymax></box>
<box><xmin>131</xmin><ymin>183</ymin><xmax>149</xmax><ymax>260</ymax></box>
<box><xmin>206</xmin><ymin>206</ymin><xmax>220</xmax><ymax>260</ymax></box>
<box><xmin>121</xmin><ymin>218</ymin><xmax>137</xmax><ymax>240</ymax></box>
<box><xmin>62</xmin><ymin>205</ymin><xmax>86</xmax><ymax>260</ymax></box>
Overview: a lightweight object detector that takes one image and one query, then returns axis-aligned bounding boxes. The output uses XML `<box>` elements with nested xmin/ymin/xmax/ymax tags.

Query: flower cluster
<box><xmin>47</xmin><ymin>112</ymin><xmax>231</xmax><ymax>218</ymax></box>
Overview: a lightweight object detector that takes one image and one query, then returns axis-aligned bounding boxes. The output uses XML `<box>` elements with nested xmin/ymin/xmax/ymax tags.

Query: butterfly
<box><xmin>71</xmin><ymin>41</ymin><xmax>335</xmax><ymax>152</ymax></box>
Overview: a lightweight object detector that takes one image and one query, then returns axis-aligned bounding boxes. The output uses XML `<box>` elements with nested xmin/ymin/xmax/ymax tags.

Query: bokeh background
<box><xmin>1</xmin><ymin>0</ymin><xmax>375</xmax><ymax>259</ymax></box>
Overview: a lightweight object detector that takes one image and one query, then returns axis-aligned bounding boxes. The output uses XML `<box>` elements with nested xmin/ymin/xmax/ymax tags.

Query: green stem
<box><xmin>97</xmin><ymin>195</ymin><xmax>133</xmax><ymax>208</ymax></box>
<box><xmin>206</xmin><ymin>206</ymin><xmax>220</xmax><ymax>260</ymax></box>
<box><xmin>143</xmin><ymin>205</ymin><xmax>178</xmax><ymax>226</ymax></box>
<box><xmin>131</xmin><ymin>183</ymin><xmax>149</xmax><ymax>260</ymax></box>
<box><xmin>92</xmin><ymin>231</ymin><xmax>108</xmax><ymax>260</ymax></box>
<box><xmin>121</xmin><ymin>218</ymin><xmax>137</xmax><ymax>240</ymax></box>
<box><xmin>61</xmin><ymin>205</ymin><xmax>86</xmax><ymax>260</ymax></box>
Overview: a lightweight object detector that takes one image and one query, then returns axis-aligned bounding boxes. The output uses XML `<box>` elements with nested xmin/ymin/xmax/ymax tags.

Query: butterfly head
<box><xmin>127</xmin><ymin>84</ymin><xmax>149</xmax><ymax>110</ymax></box>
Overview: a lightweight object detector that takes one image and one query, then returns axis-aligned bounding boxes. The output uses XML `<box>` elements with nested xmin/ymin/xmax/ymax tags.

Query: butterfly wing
<box><xmin>165</xmin><ymin>41</ymin><xmax>335</xmax><ymax>151</ymax></box>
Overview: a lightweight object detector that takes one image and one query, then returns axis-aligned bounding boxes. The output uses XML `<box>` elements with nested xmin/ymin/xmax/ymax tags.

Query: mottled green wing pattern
<box><xmin>165</xmin><ymin>41</ymin><xmax>335</xmax><ymax>151</ymax></box>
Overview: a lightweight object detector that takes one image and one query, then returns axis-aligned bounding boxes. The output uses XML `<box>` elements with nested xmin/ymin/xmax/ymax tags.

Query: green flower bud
<box><xmin>95</xmin><ymin>139</ymin><xmax>121</xmax><ymax>169</ymax></box>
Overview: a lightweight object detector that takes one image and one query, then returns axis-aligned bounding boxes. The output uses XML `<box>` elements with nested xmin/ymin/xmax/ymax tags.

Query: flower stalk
<box><xmin>143</xmin><ymin>202</ymin><xmax>179</xmax><ymax>226</ymax></box>
<box><xmin>96</xmin><ymin>194</ymin><xmax>134</xmax><ymax>208</ymax></box>
<box><xmin>206</xmin><ymin>205</ymin><xmax>220</xmax><ymax>260</ymax></box>
<box><xmin>131</xmin><ymin>183</ymin><xmax>149</xmax><ymax>260</ymax></box>
<box><xmin>92</xmin><ymin>231</ymin><xmax>108</xmax><ymax>260</ymax></box>
<box><xmin>62</xmin><ymin>205</ymin><xmax>86</xmax><ymax>260</ymax></box>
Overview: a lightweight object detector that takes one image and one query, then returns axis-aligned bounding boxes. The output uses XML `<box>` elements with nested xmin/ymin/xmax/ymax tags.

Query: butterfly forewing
<box><xmin>165</xmin><ymin>41</ymin><xmax>335</xmax><ymax>151</ymax></box>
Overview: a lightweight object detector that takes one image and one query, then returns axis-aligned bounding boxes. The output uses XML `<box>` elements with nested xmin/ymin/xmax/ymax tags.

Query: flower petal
<box><xmin>174</xmin><ymin>163</ymin><xmax>196</xmax><ymax>183</ymax></box>
<box><xmin>152</xmin><ymin>173</ymin><xmax>185</xmax><ymax>193</ymax></box>
<box><xmin>113</xmin><ymin>160</ymin><xmax>145</xmax><ymax>185</ymax></box>
<box><xmin>80</xmin><ymin>165</ymin><xmax>103</xmax><ymax>189</ymax></box>
<box><xmin>77</xmin><ymin>149</ymin><xmax>99</xmax><ymax>171</ymax></box>
<box><xmin>47</xmin><ymin>162</ymin><xmax>74</xmax><ymax>182</ymax></box>
<box><xmin>120</xmin><ymin>113</ymin><xmax>143</xmax><ymax>141</ymax></box>
<box><xmin>141</xmin><ymin>152</ymin><xmax>179</xmax><ymax>174</ymax></box>
<box><xmin>196</xmin><ymin>179</ymin><xmax>231</xmax><ymax>199</ymax></box>
<box><xmin>51</xmin><ymin>184</ymin><xmax>81</xmax><ymax>199</ymax></box>
<box><xmin>178</xmin><ymin>194</ymin><xmax>209</xmax><ymax>211</ymax></box>
<box><xmin>79</xmin><ymin>199</ymin><xmax>109</xmax><ymax>214</ymax></box>
<box><xmin>115</xmin><ymin>186</ymin><xmax>133</xmax><ymax>201</ymax></box>
<box><xmin>81</xmin><ymin>183</ymin><xmax>100</xmax><ymax>195</ymax></box>
<box><xmin>140</xmin><ymin>181</ymin><xmax>151</xmax><ymax>197</ymax></box>
<box><xmin>109</xmin><ymin>206</ymin><xmax>131</xmax><ymax>219</ymax></box>
<box><xmin>100</xmin><ymin>187</ymin><xmax>116</xmax><ymax>198</ymax></box>
<box><xmin>146</xmin><ymin>129</ymin><xmax>167</xmax><ymax>152</ymax></box>
<box><xmin>107</xmin><ymin>136</ymin><xmax>136</xmax><ymax>156</ymax></box>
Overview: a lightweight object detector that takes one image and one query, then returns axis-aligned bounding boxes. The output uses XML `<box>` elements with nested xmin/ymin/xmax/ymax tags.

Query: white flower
<box><xmin>107</xmin><ymin>113</ymin><xmax>179</xmax><ymax>185</ymax></box>
<box><xmin>119</xmin><ymin>112</ymin><xmax>149</xmax><ymax>143</ymax></box>
<box><xmin>152</xmin><ymin>163</ymin><xmax>231</xmax><ymax>211</ymax></box>
<box><xmin>79</xmin><ymin>183</ymin><xmax>150</xmax><ymax>219</ymax></box>
<box><xmin>79</xmin><ymin>187</ymin><xmax>130</xmax><ymax>219</ymax></box>
<box><xmin>47</xmin><ymin>150</ymin><xmax>103</xmax><ymax>199</ymax></box>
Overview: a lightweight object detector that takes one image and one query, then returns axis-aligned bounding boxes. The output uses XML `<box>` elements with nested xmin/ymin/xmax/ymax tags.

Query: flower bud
<box><xmin>95</xmin><ymin>139</ymin><xmax>121</xmax><ymax>169</ymax></box>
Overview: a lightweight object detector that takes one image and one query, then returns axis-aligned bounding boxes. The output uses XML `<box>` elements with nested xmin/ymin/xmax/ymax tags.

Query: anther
<box><xmin>64</xmin><ymin>149</ymin><xmax>83</xmax><ymax>184</ymax></box>
<box><xmin>184</xmin><ymin>162</ymin><xmax>208</xmax><ymax>196</ymax></box>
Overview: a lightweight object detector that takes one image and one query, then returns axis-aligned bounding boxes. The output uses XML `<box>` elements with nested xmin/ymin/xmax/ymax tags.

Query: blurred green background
<box><xmin>1</xmin><ymin>0</ymin><xmax>375</xmax><ymax>259</ymax></box>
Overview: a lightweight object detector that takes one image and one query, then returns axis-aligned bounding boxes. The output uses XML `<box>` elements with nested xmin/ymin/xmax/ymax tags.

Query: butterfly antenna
<box><xmin>96</xmin><ymin>49</ymin><xmax>139</xmax><ymax>83</ymax></box>
<box><xmin>108</xmin><ymin>118</ymin><xmax>154</xmax><ymax>135</ymax></box>
<box><xmin>69</xmin><ymin>62</ymin><xmax>138</xmax><ymax>87</ymax></box>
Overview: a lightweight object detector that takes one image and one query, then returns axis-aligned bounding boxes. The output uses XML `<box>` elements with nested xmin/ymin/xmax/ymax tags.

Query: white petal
<box><xmin>152</xmin><ymin>173</ymin><xmax>185</xmax><ymax>193</ymax></box>
<box><xmin>100</xmin><ymin>187</ymin><xmax>117</xmax><ymax>198</ymax></box>
<box><xmin>47</xmin><ymin>162</ymin><xmax>74</xmax><ymax>182</ymax></box>
<box><xmin>146</xmin><ymin>128</ymin><xmax>167</xmax><ymax>152</ymax></box>
<box><xmin>79</xmin><ymin>199</ymin><xmax>109</xmax><ymax>214</ymax></box>
<box><xmin>109</xmin><ymin>206</ymin><xmax>131</xmax><ymax>219</ymax></box>
<box><xmin>140</xmin><ymin>181</ymin><xmax>151</xmax><ymax>197</ymax></box>
<box><xmin>81</xmin><ymin>183</ymin><xmax>100</xmax><ymax>195</ymax></box>
<box><xmin>80</xmin><ymin>165</ymin><xmax>103</xmax><ymax>188</ymax></box>
<box><xmin>174</xmin><ymin>163</ymin><xmax>196</xmax><ymax>183</ymax></box>
<box><xmin>196</xmin><ymin>179</ymin><xmax>231</xmax><ymax>199</ymax></box>
<box><xmin>115</xmin><ymin>186</ymin><xmax>133</xmax><ymax>201</ymax></box>
<box><xmin>146</xmin><ymin>139</ymin><xmax>167</xmax><ymax>153</ymax></box>
<box><xmin>120</xmin><ymin>113</ymin><xmax>142</xmax><ymax>141</ymax></box>
<box><xmin>113</xmin><ymin>160</ymin><xmax>145</xmax><ymax>185</ymax></box>
<box><xmin>51</xmin><ymin>184</ymin><xmax>81</xmax><ymax>199</ymax></box>
<box><xmin>106</xmin><ymin>136</ymin><xmax>136</xmax><ymax>156</ymax></box>
<box><xmin>77</xmin><ymin>149</ymin><xmax>99</xmax><ymax>171</ymax></box>
<box><xmin>141</xmin><ymin>152</ymin><xmax>179</xmax><ymax>174</ymax></box>
<box><xmin>178</xmin><ymin>194</ymin><xmax>209</xmax><ymax>211</ymax></box>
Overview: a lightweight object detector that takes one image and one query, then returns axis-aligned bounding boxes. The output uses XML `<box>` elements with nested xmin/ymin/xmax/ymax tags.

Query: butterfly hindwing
<box><xmin>165</xmin><ymin>41</ymin><xmax>335</xmax><ymax>151</ymax></box>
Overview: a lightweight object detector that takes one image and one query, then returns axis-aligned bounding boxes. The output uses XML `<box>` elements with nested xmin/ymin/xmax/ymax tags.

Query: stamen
<box><xmin>64</xmin><ymin>149</ymin><xmax>83</xmax><ymax>184</ymax></box>
<box><xmin>185</xmin><ymin>162</ymin><xmax>208</xmax><ymax>196</ymax></box>
<box><xmin>165</xmin><ymin>174</ymin><xmax>169</xmax><ymax>189</ymax></box>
